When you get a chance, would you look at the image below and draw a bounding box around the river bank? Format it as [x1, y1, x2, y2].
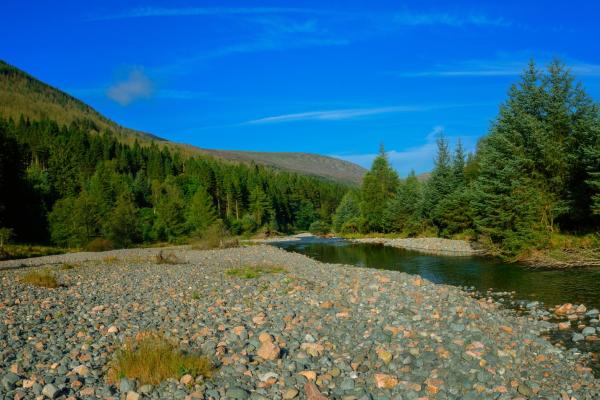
[1, 245, 598, 399]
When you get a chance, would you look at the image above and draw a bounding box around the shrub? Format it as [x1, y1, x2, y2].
[191, 223, 238, 250]
[85, 238, 114, 252]
[226, 265, 286, 279]
[309, 220, 330, 236]
[154, 251, 181, 265]
[21, 270, 59, 288]
[108, 333, 212, 385]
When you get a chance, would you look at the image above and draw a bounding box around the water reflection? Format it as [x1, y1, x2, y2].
[275, 240, 600, 309]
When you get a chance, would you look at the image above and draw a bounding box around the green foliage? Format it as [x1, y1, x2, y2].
[360, 146, 399, 232]
[309, 220, 330, 236]
[295, 199, 317, 231]
[332, 191, 360, 232]
[0, 227, 14, 249]
[105, 193, 140, 248]
[248, 186, 274, 228]
[383, 171, 423, 235]
[186, 186, 217, 235]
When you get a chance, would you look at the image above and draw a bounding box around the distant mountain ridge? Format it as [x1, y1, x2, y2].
[0, 60, 366, 184]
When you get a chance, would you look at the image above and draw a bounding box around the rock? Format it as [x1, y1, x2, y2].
[259, 372, 279, 382]
[576, 304, 587, 314]
[572, 333, 585, 342]
[120, 378, 135, 393]
[283, 388, 299, 399]
[304, 381, 328, 400]
[226, 387, 249, 400]
[374, 374, 398, 389]
[558, 321, 570, 330]
[585, 309, 599, 318]
[376, 347, 393, 363]
[518, 383, 533, 397]
[582, 327, 596, 336]
[257, 340, 280, 360]
[180, 374, 194, 385]
[72, 365, 90, 376]
[107, 325, 119, 334]
[126, 391, 140, 400]
[340, 378, 355, 390]
[139, 384, 153, 394]
[298, 371, 317, 381]
[42, 384, 59, 399]
[555, 303, 573, 316]
[301, 342, 325, 357]
[1, 373, 20, 390]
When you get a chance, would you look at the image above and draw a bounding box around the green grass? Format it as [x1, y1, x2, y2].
[108, 333, 212, 385]
[21, 269, 59, 288]
[226, 265, 287, 279]
[0, 244, 68, 261]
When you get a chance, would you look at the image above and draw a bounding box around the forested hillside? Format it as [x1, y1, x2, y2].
[334, 60, 600, 259]
[0, 60, 366, 184]
[0, 117, 348, 248]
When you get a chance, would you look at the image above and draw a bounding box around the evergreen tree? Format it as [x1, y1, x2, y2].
[383, 171, 423, 235]
[186, 186, 217, 234]
[332, 191, 361, 232]
[105, 193, 140, 247]
[248, 186, 274, 227]
[295, 199, 317, 231]
[360, 145, 399, 232]
[422, 134, 453, 221]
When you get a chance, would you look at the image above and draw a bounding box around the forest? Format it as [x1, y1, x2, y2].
[0, 116, 347, 250]
[0, 60, 598, 260]
[333, 61, 600, 257]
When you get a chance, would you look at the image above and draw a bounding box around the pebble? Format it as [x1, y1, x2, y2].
[0, 245, 598, 399]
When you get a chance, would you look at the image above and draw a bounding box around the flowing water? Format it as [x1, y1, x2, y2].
[274, 238, 600, 309]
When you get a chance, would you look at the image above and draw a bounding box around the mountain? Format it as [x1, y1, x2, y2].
[0, 60, 366, 184]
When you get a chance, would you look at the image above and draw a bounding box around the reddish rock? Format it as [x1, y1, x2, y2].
[374, 374, 398, 389]
[304, 381, 328, 400]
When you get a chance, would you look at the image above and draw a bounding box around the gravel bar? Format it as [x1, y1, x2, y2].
[1, 245, 598, 399]
[352, 238, 485, 256]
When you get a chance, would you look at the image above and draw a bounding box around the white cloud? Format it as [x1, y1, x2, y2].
[106, 69, 153, 105]
[395, 58, 600, 78]
[332, 126, 477, 176]
[394, 11, 510, 28]
[95, 7, 323, 20]
[244, 106, 423, 124]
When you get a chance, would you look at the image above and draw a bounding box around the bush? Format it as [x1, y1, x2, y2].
[309, 220, 330, 236]
[191, 222, 238, 250]
[85, 238, 114, 252]
[340, 218, 361, 234]
[21, 270, 58, 288]
[108, 333, 212, 385]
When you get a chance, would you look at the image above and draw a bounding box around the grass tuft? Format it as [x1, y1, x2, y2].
[190, 223, 239, 250]
[226, 265, 286, 279]
[154, 251, 181, 265]
[21, 269, 59, 288]
[108, 333, 212, 385]
[60, 263, 78, 270]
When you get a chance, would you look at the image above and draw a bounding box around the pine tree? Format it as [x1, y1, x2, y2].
[295, 199, 317, 231]
[422, 134, 453, 222]
[360, 145, 399, 232]
[186, 186, 217, 234]
[248, 185, 274, 227]
[383, 171, 423, 234]
[332, 191, 360, 232]
[105, 192, 140, 247]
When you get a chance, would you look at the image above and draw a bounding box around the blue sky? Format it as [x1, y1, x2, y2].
[2, 1, 600, 175]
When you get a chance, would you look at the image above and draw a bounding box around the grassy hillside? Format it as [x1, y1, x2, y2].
[0, 60, 365, 184]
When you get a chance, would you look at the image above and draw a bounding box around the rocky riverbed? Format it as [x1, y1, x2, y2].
[350, 238, 484, 257]
[1, 245, 598, 399]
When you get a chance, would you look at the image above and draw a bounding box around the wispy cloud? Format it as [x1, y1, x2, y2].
[106, 68, 153, 105]
[244, 106, 424, 124]
[333, 126, 478, 175]
[94, 7, 324, 20]
[394, 11, 510, 28]
[395, 58, 600, 78]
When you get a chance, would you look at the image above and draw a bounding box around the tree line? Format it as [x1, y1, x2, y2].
[333, 60, 600, 256]
[0, 116, 347, 248]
